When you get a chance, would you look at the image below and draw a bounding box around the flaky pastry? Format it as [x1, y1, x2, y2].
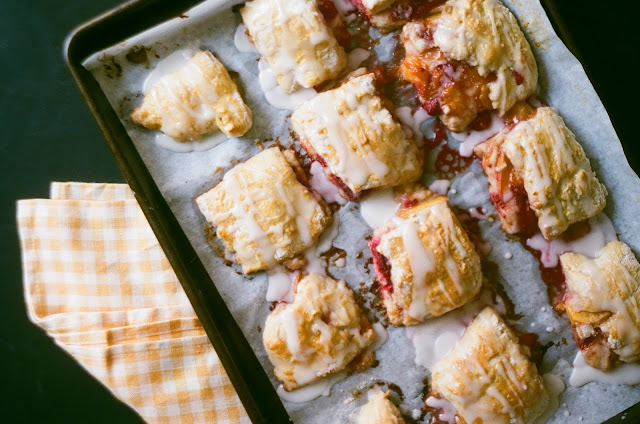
[475, 106, 607, 239]
[131, 50, 252, 141]
[292, 72, 423, 199]
[353, 390, 405, 424]
[431, 307, 550, 424]
[195, 148, 331, 274]
[370, 195, 482, 326]
[401, 0, 537, 131]
[560, 241, 640, 370]
[263, 274, 376, 390]
[240, 0, 346, 93]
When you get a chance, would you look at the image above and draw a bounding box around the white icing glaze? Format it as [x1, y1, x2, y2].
[258, 58, 318, 110]
[307, 76, 391, 187]
[426, 396, 457, 424]
[347, 48, 371, 70]
[451, 113, 506, 157]
[526, 213, 617, 268]
[154, 132, 227, 153]
[266, 266, 296, 302]
[468, 207, 487, 220]
[359, 188, 400, 229]
[535, 373, 565, 424]
[304, 211, 341, 276]
[277, 370, 348, 403]
[400, 219, 438, 318]
[264, 212, 340, 301]
[142, 49, 233, 152]
[142, 49, 195, 94]
[395, 106, 432, 143]
[569, 352, 640, 387]
[333, 0, 357, 19]
[406, 290, 502, 371]
[428, 179, 451, 195]
[210, 155, 323, 268]
[368, 322, 389, 353]
[430, 0, 536, 113]
[233, 24, 258, 53]
[242, 0, 342, 91]
[309, 161, 347, 205]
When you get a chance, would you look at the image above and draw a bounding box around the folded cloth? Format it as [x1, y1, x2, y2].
[17, 182, 249, 424]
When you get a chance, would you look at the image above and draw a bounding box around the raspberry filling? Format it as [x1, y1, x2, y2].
[313, 155, 359, 201]
[571, 323, 617, 370]
[351, 0, 446, 24]
[369, 236, 394, 295]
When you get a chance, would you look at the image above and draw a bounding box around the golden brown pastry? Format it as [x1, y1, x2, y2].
[352, 0, 446, 32]
[370, 195, 482, 326]
[263, 274, 376, 391]
[560, 240, 640, 371]
[195, 148, 331, 274]
[400, 0, 537, 132]
[430, 306, 550, 424]
[131, 50, 252, 141]
[474, 106, 607, 240]
[353, 391, 405, 424]
[292, 71, 423, 200]
[240, 0, 347, 93]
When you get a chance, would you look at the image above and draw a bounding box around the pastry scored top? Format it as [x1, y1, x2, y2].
[401, 0, 537, 131]
[292, 72, 423, 198]
[560, 240, 640, 370]
[477, 106, 607, 240]
[131, 50, 252, 141]
[431, 306, 550, 424]
[241, 0, 347, 93]
[195, 148, 331, 274]
[263, 274, 376, 391]
[371, 195, 482, 325]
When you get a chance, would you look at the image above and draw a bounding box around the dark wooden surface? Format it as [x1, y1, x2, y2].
[0, 0, 637, 422]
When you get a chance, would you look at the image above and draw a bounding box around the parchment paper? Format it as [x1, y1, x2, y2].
[83, 0, 640, 422]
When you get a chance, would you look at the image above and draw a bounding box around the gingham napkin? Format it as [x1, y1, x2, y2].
[17, 182, 249, 424]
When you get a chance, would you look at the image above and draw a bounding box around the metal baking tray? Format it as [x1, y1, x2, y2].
[64, 0, 639, 422]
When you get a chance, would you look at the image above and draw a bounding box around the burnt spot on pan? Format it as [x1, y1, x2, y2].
[125, 46, 152, 66]
[99, 54, 123, 79]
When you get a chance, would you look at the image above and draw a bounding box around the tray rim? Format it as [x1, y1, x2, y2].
[63, 0, 639, 423]
[64, 1, 291, 423]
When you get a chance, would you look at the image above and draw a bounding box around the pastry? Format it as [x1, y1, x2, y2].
[353, 390, 405, 424]
[474, 106, 607, 239]
[560, 240, 640, 371]
[131, 50, 252, 141]
[195, 147, 331, 274]
[352, 0, 445, 32]
[240, 0, 347, 93]
[370, 194, 482, 325]
[430, 306, 550, 424]
[263, 274, 376, 390]
[400, 0, 537, 131]
[292, 71, 423, 200]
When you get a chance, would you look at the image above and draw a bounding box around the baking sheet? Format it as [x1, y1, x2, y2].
[83, 0, 640, 422]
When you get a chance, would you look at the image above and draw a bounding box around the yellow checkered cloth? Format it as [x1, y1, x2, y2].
[17, 182, 250, 424]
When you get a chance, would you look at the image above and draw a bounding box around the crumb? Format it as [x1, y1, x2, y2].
[546, 326, 554, 333]
[504, 252, 513, 259]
